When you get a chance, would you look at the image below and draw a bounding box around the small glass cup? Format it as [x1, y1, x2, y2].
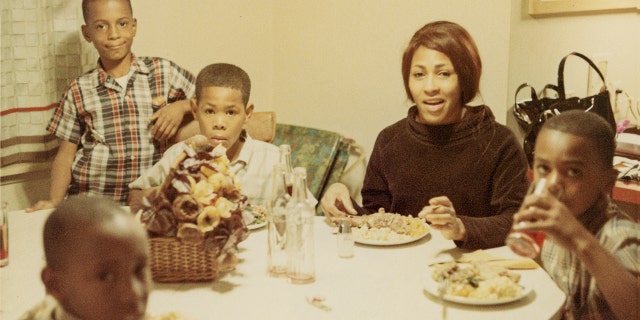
[506, 178, 557, 258]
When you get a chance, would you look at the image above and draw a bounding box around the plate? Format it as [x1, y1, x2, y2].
[247, 221, 266, 230]
[422, 266, 532, 305]
[353, 230, 429, 246]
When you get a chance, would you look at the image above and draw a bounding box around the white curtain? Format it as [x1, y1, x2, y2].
[0, 0, 96, 178]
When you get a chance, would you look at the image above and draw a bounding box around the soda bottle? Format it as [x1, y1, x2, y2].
[285, 167, 315, 284]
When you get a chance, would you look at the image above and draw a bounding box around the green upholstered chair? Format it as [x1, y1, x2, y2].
[271, 124, 350, 214]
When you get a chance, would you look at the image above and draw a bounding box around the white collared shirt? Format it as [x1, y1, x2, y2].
[129, 136, 281, 205]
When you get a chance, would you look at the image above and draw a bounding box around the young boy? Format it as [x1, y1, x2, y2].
[512, 110, 639, 320]
[27, 0, 195, 212]
[21, 196, 150, 320]
[128, 63, 280, 208]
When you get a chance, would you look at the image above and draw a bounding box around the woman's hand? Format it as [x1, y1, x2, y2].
[418, 196, 466, 241]
[320, 183, 357, 219]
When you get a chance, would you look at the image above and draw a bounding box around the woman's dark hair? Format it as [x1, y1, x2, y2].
[401, 21, 482, 105]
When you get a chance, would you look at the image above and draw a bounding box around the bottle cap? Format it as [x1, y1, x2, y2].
[338, 220, 352, 234]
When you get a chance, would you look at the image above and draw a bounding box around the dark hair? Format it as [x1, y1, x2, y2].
[401, 21, 482, 105]
[540, 110, 615, 169]
[82, 0, 133, 23]
[195, 63, 251, 106]
[43, 195, 130, 269]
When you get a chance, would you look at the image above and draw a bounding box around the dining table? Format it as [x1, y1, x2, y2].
[1, 208, 566, 320]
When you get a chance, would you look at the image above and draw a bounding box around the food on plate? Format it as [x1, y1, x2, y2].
[431, 262, 523, 300]
[138, 136, 249, 253]
[335, 209, 429, 242]
[242, 204, 267, 227]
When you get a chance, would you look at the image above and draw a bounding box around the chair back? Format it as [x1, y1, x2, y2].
[271, 124, 349, 212]
[174, 116, 351, 215]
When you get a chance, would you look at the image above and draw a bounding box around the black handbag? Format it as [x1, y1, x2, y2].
[513, 83, 559, 134]
[521, 52, 616, 166]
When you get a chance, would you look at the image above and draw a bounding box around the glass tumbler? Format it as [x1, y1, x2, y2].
[1, 202, 9, 267]
[506, 178, 550, 258]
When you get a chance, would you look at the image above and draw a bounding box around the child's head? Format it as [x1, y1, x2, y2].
[533, 110, 618, 217]
[191, 63, 254, 161]
[41, 196, 150, 320]
[81, 0, 137, 70]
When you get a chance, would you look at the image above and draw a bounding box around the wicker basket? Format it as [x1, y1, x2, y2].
[149, 237, 221, 282]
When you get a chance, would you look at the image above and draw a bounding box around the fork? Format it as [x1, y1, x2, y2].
[439, 278, 449, 320]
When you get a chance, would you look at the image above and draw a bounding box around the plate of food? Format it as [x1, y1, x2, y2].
[242, 205, 267, 230]
[423, 262, 532, 305]
[337, 210, 429, 246]
[247, 220, 267, 230]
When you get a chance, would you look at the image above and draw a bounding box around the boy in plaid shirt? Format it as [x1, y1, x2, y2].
[513, 110, 639, 320]
[28, 0, 195, 211]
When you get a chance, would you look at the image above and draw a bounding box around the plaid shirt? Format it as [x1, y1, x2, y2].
[540, 198, 640, 320]
[48, 54, 195, 204]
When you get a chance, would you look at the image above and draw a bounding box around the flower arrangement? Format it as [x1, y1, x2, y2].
[138, 135, 249, 281]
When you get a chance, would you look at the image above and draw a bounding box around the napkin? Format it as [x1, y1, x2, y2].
[458, 250, 540, 269]
[430, 250, 540, 270]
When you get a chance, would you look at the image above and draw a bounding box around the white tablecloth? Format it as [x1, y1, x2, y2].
[1, 209, 565, 320]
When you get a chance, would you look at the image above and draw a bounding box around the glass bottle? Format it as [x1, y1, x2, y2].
[278, 144, 294, 195]
[266, 164, 290, 277]
[285, 167, 315, 284]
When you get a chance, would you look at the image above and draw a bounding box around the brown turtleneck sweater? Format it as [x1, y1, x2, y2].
[355, 105, 529, 249]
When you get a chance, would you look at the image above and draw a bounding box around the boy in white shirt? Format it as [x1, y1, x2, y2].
[128, 63, 280, 209]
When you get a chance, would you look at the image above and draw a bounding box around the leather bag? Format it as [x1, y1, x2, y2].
[519, 52, 616, 165]
[513, 83, 559, 134]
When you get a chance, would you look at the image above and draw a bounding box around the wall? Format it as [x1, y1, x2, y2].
[130, 0, 512, 158]
[268, 0, 511, 155]
[131, 0, 276, 114]
[2, 0, 639, 210]
[507, 0, 640, 137]
[1, 0, 96, 210]
[1, 0, 511, 210]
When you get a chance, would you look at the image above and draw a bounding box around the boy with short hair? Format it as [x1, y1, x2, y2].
[128, 63, 280, 207]
[21, 196, 151, 320]
[512, 110, 639, 320]
[27, 0, 195, 212]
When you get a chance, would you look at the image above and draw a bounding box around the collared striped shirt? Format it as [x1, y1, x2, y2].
[540, 200, 640, 320]
[48, 54, 195, 204]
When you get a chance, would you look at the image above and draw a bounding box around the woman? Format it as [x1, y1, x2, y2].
[321, 21, 529, 249]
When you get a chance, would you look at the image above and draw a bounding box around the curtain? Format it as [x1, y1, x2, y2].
[0, 0, 96, 180]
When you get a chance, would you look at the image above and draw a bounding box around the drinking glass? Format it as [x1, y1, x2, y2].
[506, 178, 554, 258]
[1, 202, 8, 267]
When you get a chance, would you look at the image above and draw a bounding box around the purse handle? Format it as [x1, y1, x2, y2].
[514, 83, 539, 103]
[557, 52, 606, 100]
[540, 84, 559, 98]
